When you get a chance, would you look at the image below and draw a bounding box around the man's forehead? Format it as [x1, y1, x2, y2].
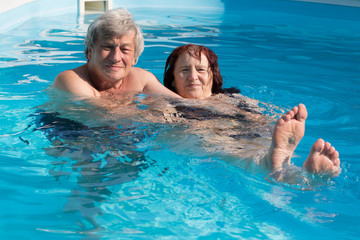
[98, 34, 135, 44]
[97, 30, 136, 43]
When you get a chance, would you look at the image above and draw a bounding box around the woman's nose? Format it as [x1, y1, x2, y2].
[187, 68, 198, 81]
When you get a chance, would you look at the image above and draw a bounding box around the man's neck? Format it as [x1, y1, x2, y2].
[86, 63, 124, 93]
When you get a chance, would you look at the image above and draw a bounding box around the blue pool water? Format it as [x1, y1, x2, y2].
[0, 0, 360, 239]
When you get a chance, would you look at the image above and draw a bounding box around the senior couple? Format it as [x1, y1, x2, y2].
[53, 8, 340, 179]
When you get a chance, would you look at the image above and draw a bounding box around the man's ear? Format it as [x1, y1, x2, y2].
[132, 57, 137, 66]
[88, 48, 93, 60]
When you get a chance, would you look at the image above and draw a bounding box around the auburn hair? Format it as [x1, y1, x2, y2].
[164, 44, 223, 94]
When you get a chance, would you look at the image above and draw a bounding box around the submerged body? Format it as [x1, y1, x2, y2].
[163, 44, 341, 178]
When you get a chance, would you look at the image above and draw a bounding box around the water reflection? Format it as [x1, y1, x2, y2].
[30, 103, 157, 230]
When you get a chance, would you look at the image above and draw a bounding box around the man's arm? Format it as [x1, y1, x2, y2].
[135, 68, 181, 98]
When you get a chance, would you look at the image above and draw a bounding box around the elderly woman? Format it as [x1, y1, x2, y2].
[163, 44, 340, 179]
[164, 44, 225, 99]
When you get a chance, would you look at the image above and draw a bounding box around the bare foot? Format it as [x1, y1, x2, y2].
[303, 138, 341, 176]
[266, 104, 307, 173]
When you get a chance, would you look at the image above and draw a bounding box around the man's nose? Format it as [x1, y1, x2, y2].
[111, 48, 122, 62]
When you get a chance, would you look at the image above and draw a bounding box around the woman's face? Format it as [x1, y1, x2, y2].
[173, 52, 213, 99]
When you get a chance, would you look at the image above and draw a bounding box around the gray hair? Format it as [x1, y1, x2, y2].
[84, 8, 144, 64]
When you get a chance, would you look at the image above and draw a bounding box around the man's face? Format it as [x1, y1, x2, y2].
[88, 31, 136, 85]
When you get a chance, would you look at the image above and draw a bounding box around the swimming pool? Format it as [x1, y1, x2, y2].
[0, 0, 359, 239]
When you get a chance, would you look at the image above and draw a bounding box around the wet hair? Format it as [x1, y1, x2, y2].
[164, 44, 223, 94]
[84, 8, 144, 64]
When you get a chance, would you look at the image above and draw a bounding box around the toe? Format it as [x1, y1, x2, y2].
[283, 114, 291, 122]
[331, 150, 340, 166]
[334, 157, 340, 167]
[312, 138, 325, 152]
[276, 118, 285, 127]
[296, 103, 308, 122]
[329, 146, 336, 156]
[324, 142, 331, 152]
[291, 106, 297, 116]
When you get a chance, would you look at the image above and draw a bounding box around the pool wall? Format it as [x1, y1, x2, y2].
[2, 0, 360, 34]
[0, 0, 75, 33]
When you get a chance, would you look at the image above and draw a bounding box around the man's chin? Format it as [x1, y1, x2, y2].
[105, 73, 125, 82]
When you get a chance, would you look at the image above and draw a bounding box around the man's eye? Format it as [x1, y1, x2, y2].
[102, 46, 112, 50]
[121, 48, 131, 53]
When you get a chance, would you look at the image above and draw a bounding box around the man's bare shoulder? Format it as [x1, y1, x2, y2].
[53, 65, 99, 97]
[54, 69, 79, 83]
[129, 67, 157, 81]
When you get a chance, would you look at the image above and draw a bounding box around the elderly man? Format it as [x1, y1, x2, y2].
[54, 8, 179, 98]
